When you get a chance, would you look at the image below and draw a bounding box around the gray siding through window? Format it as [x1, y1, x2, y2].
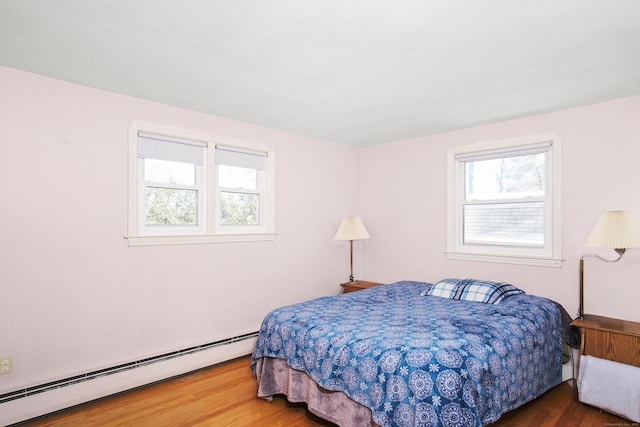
[464, 203, 544, 245]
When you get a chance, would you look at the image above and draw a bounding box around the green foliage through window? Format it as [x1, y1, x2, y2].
[220, 192, 258, 225]
[145, 187, 197, 225]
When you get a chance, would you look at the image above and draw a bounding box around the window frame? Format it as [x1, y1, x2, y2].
[127, 121, 275, 246]
[137, 133, 207, 236]
[214, 139, 269, 235]
[446, 133, 562, 267]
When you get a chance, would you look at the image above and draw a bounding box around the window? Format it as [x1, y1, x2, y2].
[446, 134, 562, 267]
[215, 145, 267, 233]
[128, 121, 275, 246]
[137, 132, 206, 236]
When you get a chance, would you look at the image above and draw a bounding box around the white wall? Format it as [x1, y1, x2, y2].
[3, 64, 640, 423]
[0, 66, 362, 422]
[360, 95, 640, 323]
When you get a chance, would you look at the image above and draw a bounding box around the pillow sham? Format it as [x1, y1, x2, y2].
[420, 277, 461, 298]
[424, 278, 524, 304]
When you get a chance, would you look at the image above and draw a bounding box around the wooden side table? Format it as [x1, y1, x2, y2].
[339, 280, 383, 293]
[571, 314, 640, 368]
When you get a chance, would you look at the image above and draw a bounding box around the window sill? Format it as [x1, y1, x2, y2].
[125, 233, 276, 247]
[445, 251, 564, 268]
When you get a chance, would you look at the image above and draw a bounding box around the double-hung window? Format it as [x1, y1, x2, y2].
[127, 121, 275, 246]
[215, 144, 267, 233]
[137, 132, 206, 236]
[446, 134, 562, 267]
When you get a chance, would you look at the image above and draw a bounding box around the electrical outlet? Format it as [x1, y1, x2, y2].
[0, 356, 13, 375]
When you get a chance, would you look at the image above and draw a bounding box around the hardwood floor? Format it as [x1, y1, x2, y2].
[15, 356, 631, 427]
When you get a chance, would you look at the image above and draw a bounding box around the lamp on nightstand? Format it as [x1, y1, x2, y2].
[334, 216, 370, 282]
[578, 210, 640, 318]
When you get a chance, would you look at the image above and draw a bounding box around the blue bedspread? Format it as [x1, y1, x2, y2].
[251, 281, 563, 427]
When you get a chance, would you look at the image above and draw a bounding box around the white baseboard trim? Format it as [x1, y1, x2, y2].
[1, 337, 256, 426]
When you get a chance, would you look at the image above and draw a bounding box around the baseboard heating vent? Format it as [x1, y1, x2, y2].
[0, 331, 258, 405]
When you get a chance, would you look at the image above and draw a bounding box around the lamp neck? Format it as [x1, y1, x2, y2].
[349, 240, 354, 282]
[581, 249, 625, 263]
[579, 248, 627, 318]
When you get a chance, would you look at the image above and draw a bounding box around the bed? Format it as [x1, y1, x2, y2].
[251, 279, 571, 427]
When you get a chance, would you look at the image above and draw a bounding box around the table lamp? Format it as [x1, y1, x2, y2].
[334, 216, 370, 282]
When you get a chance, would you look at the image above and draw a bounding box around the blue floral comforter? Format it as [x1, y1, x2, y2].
[251, 281, 563, 426]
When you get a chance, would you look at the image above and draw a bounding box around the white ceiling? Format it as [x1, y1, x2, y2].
[1, 1, 640, 147]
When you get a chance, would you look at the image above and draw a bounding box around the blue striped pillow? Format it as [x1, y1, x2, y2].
[425, 278, 524, 304]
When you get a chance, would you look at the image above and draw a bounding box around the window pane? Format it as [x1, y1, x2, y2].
[218, 165, 257, 190]
[144, 159, 196, 185]
[145, 187, 197, 225]
[465, 153, 545, 200]
[220, 192, 259, 225]
[463, 202, 544, 246]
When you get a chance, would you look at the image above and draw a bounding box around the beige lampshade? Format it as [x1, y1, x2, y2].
[334, 216, 370, 240]
[585, 210, 640, 249]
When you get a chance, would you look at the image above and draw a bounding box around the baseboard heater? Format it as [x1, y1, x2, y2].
[0, 331, 258, 405]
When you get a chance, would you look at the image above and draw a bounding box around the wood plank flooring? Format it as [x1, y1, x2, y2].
[15, 356, 632, 427]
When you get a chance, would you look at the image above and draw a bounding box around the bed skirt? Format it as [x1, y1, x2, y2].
[254, 356, 377, 427]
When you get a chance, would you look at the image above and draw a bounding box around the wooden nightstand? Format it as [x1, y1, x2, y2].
[339, 280, 383, 293]
[571, 314, 640, 368]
